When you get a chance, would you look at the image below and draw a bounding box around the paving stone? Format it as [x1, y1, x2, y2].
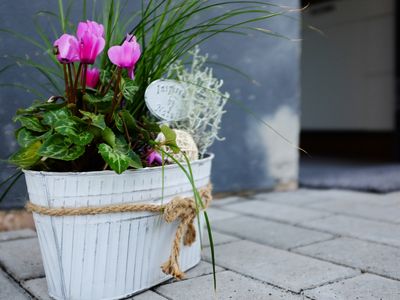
[306, 189, 400, 207]
[385, 192, 400, 206]
[0, 270, 29, 300]
[212, 196, 244, 207]
[301, 215, 400, 247]
[253, 189, 328, 206]
[212, 215, 334, 250]
[294, 237, 400, 280]
[0, 229, 36, 242]
[156, 270, 302, 300]
[225, 200, 332, 224]
[130, 290, 168, 300]
[0, 237, 44, 280]
[204, 207, 239, 221]
[23, 277, 168, 300]
[22, 277, 51, 300]
[176, 261, 224, 281]
[202, 231, 240, 247]
[202, 240, 359, 293]
[307, 198, 400, 223]
[304, 274, 400, 300]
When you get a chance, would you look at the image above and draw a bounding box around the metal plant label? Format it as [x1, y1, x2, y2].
[145, 79, 190, 121]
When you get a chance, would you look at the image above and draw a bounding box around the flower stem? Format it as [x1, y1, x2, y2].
[62, 64, 70, 103]
[119, 111, 132, 146]
[82, 64, 87, 95]
[107, 68, 122, 123]
[67, 64, 74, 104]
[73, 63, 83, 101]
[101, 66, 118, 96]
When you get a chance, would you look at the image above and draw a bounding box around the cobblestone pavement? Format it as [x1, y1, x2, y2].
[1, 189, 400, 299]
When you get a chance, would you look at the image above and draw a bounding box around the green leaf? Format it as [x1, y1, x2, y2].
[42, 107, 71, 126]
[114, 112, 125, 133]
[114, 135, 130, 152]
[38, 134, 85, 161]
[127, 150, 143, 169]
[98, 143, 130, 174]
[160, 124, 179, 153]
[142, 117, 161, 133]
[113, 136, 142, 169]
[102, 127, 116, 148]
[83, 92, 113, 104]
[160, 125, 176, 143]
[119, 109, 137, 135]
[15, 116, 47, 132]
[100, 69, 112, 83]
[9, 141, 42, 168]
[54, 118, 94, 146]
[16, 101, 66, 115]
[16, 128, 51, 148]
[120, 78, 139, 101]
[80, 110, 106, 130]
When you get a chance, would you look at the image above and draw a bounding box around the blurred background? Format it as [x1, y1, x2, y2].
[0, 0, 399, 230]
[300, 0, 400, 193]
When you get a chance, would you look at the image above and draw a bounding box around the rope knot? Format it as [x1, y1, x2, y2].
[163, 197, 197, 244]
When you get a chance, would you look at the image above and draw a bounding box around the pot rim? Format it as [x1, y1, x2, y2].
[23, 153, 214, 177]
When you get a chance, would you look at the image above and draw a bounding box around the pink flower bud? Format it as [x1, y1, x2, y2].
[86, 67, 100, 88]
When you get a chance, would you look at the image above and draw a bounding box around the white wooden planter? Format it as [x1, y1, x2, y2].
[24, 154, 213, 300]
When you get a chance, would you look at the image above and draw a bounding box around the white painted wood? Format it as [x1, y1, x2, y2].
[24, 155, 213, 300]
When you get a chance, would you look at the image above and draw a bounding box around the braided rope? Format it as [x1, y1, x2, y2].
[26, 184, 212, 280]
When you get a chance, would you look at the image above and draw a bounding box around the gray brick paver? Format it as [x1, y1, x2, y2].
[202, 231, 240, 247]
[304, 274, 400, 300]
[202, 240, 359, 293]
[294, 237, 400, 280]
[0, 229, 36, 242]
[253, 189, 329, 205]
[0, 270, 29, 300]
[22, 277, 51, 300]
[0, 237, 44, 280]
[303, 189, 400, 207]
[306, 198, 400, 223]
[130, 290, 168, 300]
[204, 207, 239, 221]
[174, 261, 224, 281]
[156, 271, 302, 300]
[225, 200, 332, 224]
[212, 196, 244, 207]
[301, 215, 400, 247]
[212, 215, 333, 250]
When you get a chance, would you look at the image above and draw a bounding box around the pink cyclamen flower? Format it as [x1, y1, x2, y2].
[86, 67, 100, 88]
[77, 20, 104, 39]
[146, 150, 162, 166]
[107, 35, 141, 79]
[76, 20, 105, 64]
[53, 34, 79, 63]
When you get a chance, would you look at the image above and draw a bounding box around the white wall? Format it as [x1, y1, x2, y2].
[301, 0, 395, 131]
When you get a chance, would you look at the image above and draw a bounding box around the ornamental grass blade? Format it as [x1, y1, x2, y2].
[0, 170, 23, 205]
[203, 211, 216, 291]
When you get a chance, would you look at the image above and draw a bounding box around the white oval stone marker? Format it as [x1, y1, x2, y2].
[145, 79, 190, 121]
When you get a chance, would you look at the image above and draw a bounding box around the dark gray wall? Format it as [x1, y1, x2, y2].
[0, 0, 300, 208]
